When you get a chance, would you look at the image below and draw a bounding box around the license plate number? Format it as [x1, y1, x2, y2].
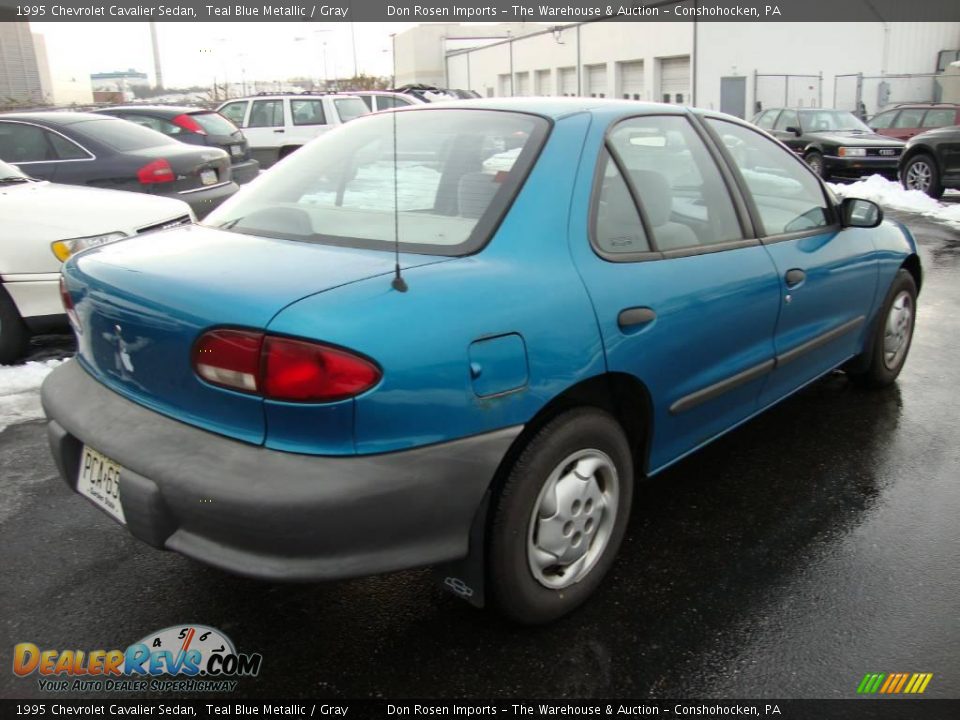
[201, 169, 218, 185]
[77, 446, 126, 524]
[230, 145, 243, 158]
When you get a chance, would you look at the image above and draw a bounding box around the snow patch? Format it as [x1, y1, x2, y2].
[828, 175, 960, 228]
[0, 359, 64, 433]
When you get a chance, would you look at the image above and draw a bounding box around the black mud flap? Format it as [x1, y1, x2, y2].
[433, 490, 490, 608]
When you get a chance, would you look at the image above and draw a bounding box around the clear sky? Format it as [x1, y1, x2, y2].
[34, 21, 420, 86]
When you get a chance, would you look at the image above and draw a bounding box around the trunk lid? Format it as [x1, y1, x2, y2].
[64, 224, 444, 445]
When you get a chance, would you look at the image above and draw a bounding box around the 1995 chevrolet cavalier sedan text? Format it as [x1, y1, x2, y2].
[42, 99, 920, 623]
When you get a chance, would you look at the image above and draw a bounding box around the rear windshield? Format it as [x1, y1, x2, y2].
[203, 109, 549, 256]
[72, 118, 176, 151]
[334, 98, 370, 123]
[192, 112, 240, 135]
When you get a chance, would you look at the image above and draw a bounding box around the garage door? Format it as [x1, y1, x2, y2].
[558, 67, 576, 96]
[535, 69, 551, 96]
[498, 73, 511, 97]
[620, 60, 644, 100]
[585, 64, 607, 98]
[660, 56, 690, 104]
[515, 72, 530, 96]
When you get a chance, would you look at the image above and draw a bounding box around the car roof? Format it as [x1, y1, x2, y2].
[96, 105, 214, 116]
[220, 93, 362, 101]
[402, 97, 695, 120]
[0, 111, 115, 125]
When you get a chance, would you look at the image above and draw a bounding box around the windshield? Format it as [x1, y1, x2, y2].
[0, 159, 26, 178]
[334, 98, 370, 123]
[203, 108, 549, 256]
[798, 110, 871, 132]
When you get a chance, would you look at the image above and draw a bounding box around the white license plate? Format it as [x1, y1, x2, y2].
[77, 446, 126, 524]
[201, 169, 218, 185]
[230, 145, 243, 158]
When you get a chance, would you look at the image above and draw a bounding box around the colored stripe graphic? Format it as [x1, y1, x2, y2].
[858, 672, 933, 694]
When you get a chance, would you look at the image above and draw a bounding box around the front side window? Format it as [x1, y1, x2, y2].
[248, 100, 284, 128]
[922, 109, 955, 128]
[755, 110, 779, 130]
[605, 115, 743, 250]
[869, 110, 897, 129]
[334, 98, 370, 123]
[0, 122, 54, 162]
[798, 110, 870, 132]
[775, 110, 799, 131]
[291, 99, 326, 126]
[219, 102, 248, 127]
[203, 109, 549, 256]
[707, 119, 831, 236]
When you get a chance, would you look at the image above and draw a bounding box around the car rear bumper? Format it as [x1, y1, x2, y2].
[824, 155, 900, 178]
[175, 181, 239, 218]
[230, 158, 260, 184]
[41, 360, 520, 582]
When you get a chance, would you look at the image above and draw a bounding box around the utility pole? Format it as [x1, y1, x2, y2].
[149, 22, 164, 89]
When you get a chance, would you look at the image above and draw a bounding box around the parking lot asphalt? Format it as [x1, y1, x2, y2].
[1, 212, 958, 700]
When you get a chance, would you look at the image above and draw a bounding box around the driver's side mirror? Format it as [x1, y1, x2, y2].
[841, 197, 883, 228]
[785, 126, 802, 137]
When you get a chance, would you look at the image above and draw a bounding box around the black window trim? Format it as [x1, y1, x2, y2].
[588, 111, 760, 264]
[699, 115, 843, 245]
[0, 119, 96, 164]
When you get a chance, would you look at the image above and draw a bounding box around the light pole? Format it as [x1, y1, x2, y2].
[294, 29, 332, 90]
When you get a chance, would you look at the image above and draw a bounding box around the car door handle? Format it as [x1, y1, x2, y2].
[785, 269, 806, 288]
[618, 307, 657, 329]
[273, 129, 285, 133]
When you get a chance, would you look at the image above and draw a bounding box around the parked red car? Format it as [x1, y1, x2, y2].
[868, 103, 960, 141]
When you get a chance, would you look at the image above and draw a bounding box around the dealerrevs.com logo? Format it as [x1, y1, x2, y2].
[13, 625, 262, 693]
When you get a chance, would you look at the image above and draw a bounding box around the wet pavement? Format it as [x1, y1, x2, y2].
[1, 213, 958, 700]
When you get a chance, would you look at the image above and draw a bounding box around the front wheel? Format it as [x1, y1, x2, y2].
[488, 408, 634, 624]
[849, 269, 917, 388]
[0, 288, 29, 365]
[901, 154, 944, 199]
[805, 151, 827, 179]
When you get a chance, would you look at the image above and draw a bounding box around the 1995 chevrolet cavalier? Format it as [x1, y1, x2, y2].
[42, 99, 920, 623]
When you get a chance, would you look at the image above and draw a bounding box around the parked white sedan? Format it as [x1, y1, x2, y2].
[0, 159, 194, 363]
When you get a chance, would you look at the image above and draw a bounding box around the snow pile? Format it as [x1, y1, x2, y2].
[0, 359, 64, 433]
[829, 175, 960, 228]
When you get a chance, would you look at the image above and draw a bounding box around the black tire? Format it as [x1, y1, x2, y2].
[278, 145, 301, 160]
[848, 269, 918, 389]
[0, 287, 29, 365]
[488, 407, 634, 624]
[804, 151, 827, 179]
[900, 154, 944, 199]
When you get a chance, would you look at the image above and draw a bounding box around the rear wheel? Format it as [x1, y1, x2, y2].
[901, 154, 943, 199]
[488, 408, 634, 624]
[804, 151, 827, 179]
[849, 269, 917, 388]
[0, 287, 29, 365]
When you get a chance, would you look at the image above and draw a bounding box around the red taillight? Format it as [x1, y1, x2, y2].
[172, 113, 206, 135]
[193, 329, 263, 393]
[59, 276, 80, 331]
[136, 159, 176, 185]
[192, 330, 381, 402]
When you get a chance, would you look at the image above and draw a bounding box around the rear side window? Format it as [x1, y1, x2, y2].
[248, 100, 284, 128]
[869, 110, 897, 129]
[72, 118, 174, 151]
[48, 132, 91, 159]
[377, 96, 409, 110]
[605, 115, 743, 250]
[192, 112, 240, 135]
[707, 119, 831, 236]
[290, 99, 326, 126]
[593, 150, 651, 254]
[219, 102, 248, 127]
[894, 109, 925, 128]
[922, 109, 956, 128]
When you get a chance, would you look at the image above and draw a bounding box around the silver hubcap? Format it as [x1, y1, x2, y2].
[905, 161, 932, 192]
[883, 291, 913, 370]
[527, 449, 619, 590]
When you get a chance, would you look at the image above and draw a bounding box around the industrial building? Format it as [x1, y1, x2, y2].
[0, 23, 43, 105]
[429, 21, 960, 116]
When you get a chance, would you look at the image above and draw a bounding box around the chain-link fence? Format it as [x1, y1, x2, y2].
[753, 73, 822, 114]
[833, 72, 960, 116]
